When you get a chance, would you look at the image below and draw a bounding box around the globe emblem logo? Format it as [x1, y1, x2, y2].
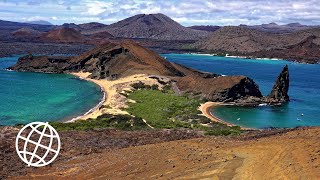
[15, 122, 61, 167]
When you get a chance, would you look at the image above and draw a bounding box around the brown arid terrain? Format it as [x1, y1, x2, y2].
[195, 26, 320, 63]
[2, 127, 318, 179]
[41, 28, 86, 43]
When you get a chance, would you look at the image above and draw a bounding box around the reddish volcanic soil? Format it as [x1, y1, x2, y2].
[2, 127, 319, 179]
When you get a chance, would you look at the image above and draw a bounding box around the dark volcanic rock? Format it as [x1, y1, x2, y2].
[175, 75, 263, 102]
[9, 54, 71, 73]
[268, 65, 290, 102]
[232, 65, 290, 105]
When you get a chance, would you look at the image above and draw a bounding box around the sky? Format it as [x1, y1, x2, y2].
[0, 0, 320, 26]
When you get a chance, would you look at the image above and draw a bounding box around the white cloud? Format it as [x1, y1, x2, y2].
[1, 0, 320, 25]
[84, 1, 113, 16]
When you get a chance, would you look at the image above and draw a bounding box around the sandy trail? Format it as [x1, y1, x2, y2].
[70, 72, 161, 121]
[18, 127, 320, 179]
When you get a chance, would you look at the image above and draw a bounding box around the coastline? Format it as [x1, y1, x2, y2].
[66, 72, 108, 122]
[68, 72, 253, 131]
[199, 102, 254, 130]
[187, 52, 283, 61]
[67, 72, 162, 122]
[67, 84, 106, 123]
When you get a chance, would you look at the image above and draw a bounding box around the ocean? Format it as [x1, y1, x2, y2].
[0, 56, 102, 126]
[163, 54, 320, 129]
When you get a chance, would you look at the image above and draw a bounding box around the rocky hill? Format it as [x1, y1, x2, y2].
[11, 27, 42, 41]
[175, 75, 263, 102]
[94, 13, 208, 40]
[0, 19, 52, 41]
[188, 25, 221, 32]
[57, 22, 108, 34]
[195, 26, 320, 63]
[243, 22, 314, 34]
[41, 28, 86, 43]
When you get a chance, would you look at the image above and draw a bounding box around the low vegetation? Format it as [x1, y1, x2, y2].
[126, 82, 242, 135]
[50, 114, 148, 131]
[50, 82, 242, 136]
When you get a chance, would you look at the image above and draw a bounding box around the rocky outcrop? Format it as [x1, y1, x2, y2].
[175, 75, 263, 102]
[9, 54, 70, 73]
[231, 65, 290, 105]
[174, 65, 290, 105]
[268, 65, 290, 102]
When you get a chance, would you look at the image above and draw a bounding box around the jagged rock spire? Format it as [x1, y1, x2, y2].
[268, 65, 290, 102]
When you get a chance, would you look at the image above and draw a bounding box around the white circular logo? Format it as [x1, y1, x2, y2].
[15, 122, 61, 167]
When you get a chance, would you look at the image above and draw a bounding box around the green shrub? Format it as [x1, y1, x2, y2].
[50, 114, 149, 131]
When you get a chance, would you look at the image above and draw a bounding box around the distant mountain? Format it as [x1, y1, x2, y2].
[188, 25, 221, 32]
[24, 20, 53, 25]
[94, 13, 208, 40]
[41, 28, 86, 43]
[11, 27, 42, 41]
[0, 19, 52, 31]
[242, 22, 314, 34]
[12, 27, 41, 36]
[195, 26, 320, 63]
[0, 19, 53, 41]
[57, 22, 108, 34]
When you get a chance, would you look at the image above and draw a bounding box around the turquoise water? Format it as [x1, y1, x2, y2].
[0, 56, 103, 126]
[163, 54, 320, 129]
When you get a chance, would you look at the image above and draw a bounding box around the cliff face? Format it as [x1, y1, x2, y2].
[175, 75, 263, 102]
[268, 65, 290, 102]
[9, 54, 70, 73]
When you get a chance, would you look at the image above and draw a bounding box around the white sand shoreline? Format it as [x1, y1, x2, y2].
[199, 102, 255, 130]
[186, 52, 283, 61]
[65, 72, 162, 122]
[66, 85, 106, 123]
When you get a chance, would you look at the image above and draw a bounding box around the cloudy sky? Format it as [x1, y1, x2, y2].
[0, 0, 320, 26]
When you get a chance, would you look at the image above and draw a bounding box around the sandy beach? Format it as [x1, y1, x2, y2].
[69, 72, 162, 121]
[199, 102, 254, 130]
[199, 102, 235, 126]
[70, 72, 251, 130]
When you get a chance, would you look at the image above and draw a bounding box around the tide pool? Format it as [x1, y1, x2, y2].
[0, 56, 102, 126]
[163, 54, 320, 128]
